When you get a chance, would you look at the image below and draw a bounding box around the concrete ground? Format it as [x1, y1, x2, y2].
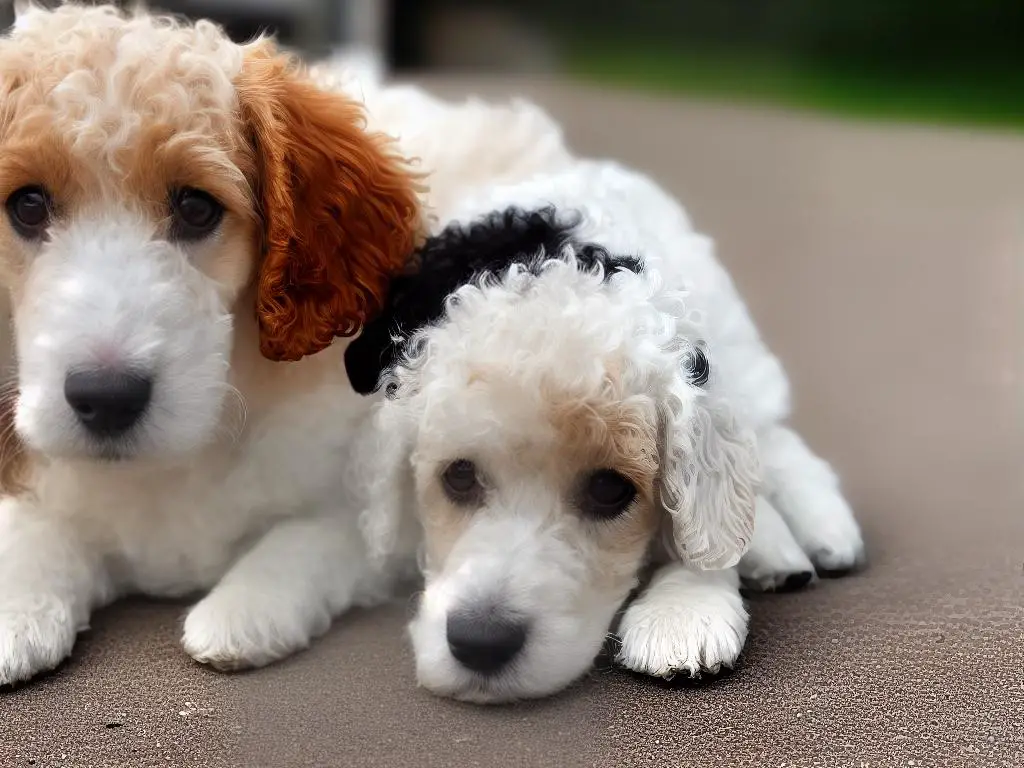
[1, 80, 1021, 768]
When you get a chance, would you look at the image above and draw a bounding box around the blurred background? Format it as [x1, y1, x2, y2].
[4, 0, 1021, 131]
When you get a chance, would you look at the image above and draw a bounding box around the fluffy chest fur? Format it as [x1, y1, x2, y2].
[26, 353, 373, 597]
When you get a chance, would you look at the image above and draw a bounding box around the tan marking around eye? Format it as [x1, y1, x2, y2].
[411, 364, 665, 591]
[414, 462, 475, 572]
[543, 387, 663, 583]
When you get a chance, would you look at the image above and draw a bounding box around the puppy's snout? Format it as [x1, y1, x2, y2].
[64, 369, 153, 438]
[446, 606, 528, 675]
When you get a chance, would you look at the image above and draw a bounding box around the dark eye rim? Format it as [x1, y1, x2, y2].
[580, 468, 638, 520]
[169, 186, 225, 241]
[5, 185, 54, 239]
[440, 458, 484, 506]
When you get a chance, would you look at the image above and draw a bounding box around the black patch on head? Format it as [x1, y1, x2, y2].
[344, 206, 643, 395]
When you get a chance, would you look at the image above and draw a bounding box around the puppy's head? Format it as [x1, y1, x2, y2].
[366, 234, 758, 703]
[0, 4, 420, 479]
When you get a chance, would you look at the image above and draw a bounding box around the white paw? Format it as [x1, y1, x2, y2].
[739, 497, 818, 592]
[615, 588, 748, 680]
[797, 512, 866, 575]
[760, 426, 867, 577]
[739, 564, 816, 593]
[182, 587, 331, 672]
[0, 595, 79, 686]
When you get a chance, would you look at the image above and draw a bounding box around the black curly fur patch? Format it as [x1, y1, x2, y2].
[344, 206, 643, 395]
[684, 345, 710, 388]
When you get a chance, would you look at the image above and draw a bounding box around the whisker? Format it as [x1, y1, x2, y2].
[0, 381, 25, 471]
[211, 384, 249, 446]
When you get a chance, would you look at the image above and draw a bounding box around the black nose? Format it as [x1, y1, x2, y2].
[64, 369, 152, 438]
[446, 607, 528, 675]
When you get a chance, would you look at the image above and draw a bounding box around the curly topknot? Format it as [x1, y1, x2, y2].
[343, 205, 643, 395]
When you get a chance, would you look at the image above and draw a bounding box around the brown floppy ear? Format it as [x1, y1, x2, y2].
[235, 47, 423, 362]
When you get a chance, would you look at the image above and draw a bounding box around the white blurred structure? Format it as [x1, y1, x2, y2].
[0, 0, 392, 61]
[177, 0, 386, 55]
[0, 0, 557, 75]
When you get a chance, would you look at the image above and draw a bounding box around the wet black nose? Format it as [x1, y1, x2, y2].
[64, 369, 152, 438]
[446, 608, 528, 675]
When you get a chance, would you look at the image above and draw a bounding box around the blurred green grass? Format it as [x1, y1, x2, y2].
[563, 41, 1024, 131]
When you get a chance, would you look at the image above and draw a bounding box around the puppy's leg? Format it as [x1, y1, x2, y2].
[182, 515, 380, 671]
[759, 425, 865, 575]
[0, 498, 107, 685]
[737, 495, 816, 592]
[615, 564, 747, 679]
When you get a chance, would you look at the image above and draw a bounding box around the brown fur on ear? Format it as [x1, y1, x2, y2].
[236, 49, 423, 362]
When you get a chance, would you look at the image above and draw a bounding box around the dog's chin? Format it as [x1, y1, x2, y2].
[418, 668, 539, 705]
[420, 664, 588, 705]
[32, 438, 145, 464]
[24, 424, 216, 465]
[446, 680, 527, 705]
[89, 442, 136, 463]
[414, 644, 595, 705]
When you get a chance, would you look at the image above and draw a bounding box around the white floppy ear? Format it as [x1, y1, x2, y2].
[657, 375, 760, 570]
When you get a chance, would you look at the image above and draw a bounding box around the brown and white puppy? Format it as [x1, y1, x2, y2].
[0, 2, 569, 686]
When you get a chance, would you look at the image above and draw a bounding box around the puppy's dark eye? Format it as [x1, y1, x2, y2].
[441, 459, 484, 505]
[170, 187, 224, 241]
[581, 469, 636, 520]
[5, 185, 53, 239]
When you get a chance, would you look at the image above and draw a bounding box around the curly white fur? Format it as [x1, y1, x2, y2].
[0, 3, 572, 686]
[366, 160, 866, 702]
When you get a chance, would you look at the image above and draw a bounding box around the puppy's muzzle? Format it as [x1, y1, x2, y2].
[64, 368, 153, 438]
[446, 605, 529, 675]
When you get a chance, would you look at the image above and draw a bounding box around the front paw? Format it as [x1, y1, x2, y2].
[800, 513, 866, 577]
[615, 590, 748, 680]
[0, 595, 79, 686]
[740, 566, 816, 593]
[182, 587, 331, 672]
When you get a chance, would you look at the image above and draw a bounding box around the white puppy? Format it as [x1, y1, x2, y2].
[0, 3, 570, 686]
[350, 160, 866, 703]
